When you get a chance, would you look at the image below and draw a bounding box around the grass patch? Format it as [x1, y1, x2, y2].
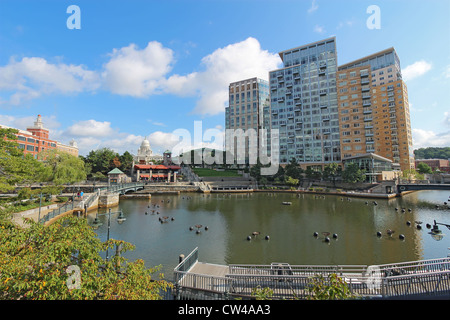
[0, 200, 53, 214]
[192, 168, 242, 177]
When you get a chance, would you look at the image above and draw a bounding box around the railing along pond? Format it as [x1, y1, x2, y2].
[173, 249, 450, 300]
[38, 183, 144, 224]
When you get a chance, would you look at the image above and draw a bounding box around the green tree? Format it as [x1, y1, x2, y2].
[0, 216, 171, 300]
[39, 149, 87, 185]
[0, 128, 44, 192]
[402, 168, 424, 180]
[416, 162, 432, 174]
[249, 162, 262, 182]
[342, 163, 366, 183]
[285, 158, 303, 180]
[305, 167, 322, 181]
[306, 273, 356, 300]
[84, 148, 119, 176]
[251, 286, 274, 300]
[119, 151, 134, 173]
[414, 147, 450, 160]
[285, 175, 299, 187]
[322, 163, 342, 187]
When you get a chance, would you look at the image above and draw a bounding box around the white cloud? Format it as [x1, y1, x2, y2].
[402, 60, 432, 81]
[101, 41, 174, 97]
[314, 25, 325, 34]
[0, 114, 60, 131]
[308, 0, 318, 14]
[75, 137, 103, 154]
[0, 38, 280, 116]
[163, 37, 281, 115]
[444, 64, 450, 78]
[443, 112, 450, 127]
[337, 20, 355, 29]
[0, 57, 100, 105]
[65, 119, 115, 138]
[412, 128, 450, 149]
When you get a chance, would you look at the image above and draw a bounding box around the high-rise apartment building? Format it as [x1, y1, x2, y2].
[225, 77, 270, 164]
[268, 37, 340, 169]
[227, 39, 414, 174]
[337, 48, 414, 171]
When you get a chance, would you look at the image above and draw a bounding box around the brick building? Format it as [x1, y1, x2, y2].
[1, 114, 78, 158]
[415, 159, 450, 173]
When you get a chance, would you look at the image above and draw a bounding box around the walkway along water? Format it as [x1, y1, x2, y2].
[173, 247, 450, 300]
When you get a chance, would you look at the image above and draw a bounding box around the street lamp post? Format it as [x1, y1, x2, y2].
[38, 183, 43, 222]
[92, 208, 126, 261]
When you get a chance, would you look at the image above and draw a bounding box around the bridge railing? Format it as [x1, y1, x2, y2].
[382, 269, 450, 298]
[39, 200, 75, 224]
[229, 263, 369, 277]
[174, 255, 450, 300]
[174, 247, 199, 274]
[98, 182, 145, 194]
[377, 257, 450, 275]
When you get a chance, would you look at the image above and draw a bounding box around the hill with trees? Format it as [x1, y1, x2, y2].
[414, 147, 450, 159]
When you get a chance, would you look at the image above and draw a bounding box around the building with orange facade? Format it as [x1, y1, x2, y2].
[0, 114, 78, 158]
[337, 48, 414, 171]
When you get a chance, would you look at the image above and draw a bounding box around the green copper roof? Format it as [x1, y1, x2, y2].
[108, 168, 124, 174]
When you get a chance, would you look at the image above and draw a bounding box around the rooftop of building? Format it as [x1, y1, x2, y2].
[278, 36, 336, 62]
[342, 152, 394, 163]
[338, 47, 397, 71]
[229, 77, 268, 87]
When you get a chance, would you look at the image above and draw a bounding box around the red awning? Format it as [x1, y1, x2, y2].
[134, 164, 169, 170]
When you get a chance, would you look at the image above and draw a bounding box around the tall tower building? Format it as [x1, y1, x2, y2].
[269, 37, 340, 169]
[225, 77, 270, 164]
[337, 48, 414, 171]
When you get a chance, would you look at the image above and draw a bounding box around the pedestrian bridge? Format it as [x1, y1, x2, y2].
[97, 182, 145, 195]
[38, 182, 145, 225]
[173, 247, 450, 300]
[397, 183, 450, 193]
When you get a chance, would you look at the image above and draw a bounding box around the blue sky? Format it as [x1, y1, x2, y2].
[0, 0, 449, 156]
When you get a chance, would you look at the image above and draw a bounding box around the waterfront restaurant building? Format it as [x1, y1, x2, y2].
[134, 164, 181, 182]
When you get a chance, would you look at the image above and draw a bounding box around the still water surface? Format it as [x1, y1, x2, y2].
[88, 190, 450, 281]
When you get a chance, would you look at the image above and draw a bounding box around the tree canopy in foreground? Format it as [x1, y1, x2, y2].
[0, 216, 171, 300]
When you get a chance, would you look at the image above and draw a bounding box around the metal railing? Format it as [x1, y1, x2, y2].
[376, 258, 450, 276]
[174, 254, 450, 300]
[229, 263, 368, 277]
[38, 182, 145, 224]
[39, 200, 75, 224]
[174, 247, 199, 274]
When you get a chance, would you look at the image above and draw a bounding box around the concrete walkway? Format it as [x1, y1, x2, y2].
[11, 196, 86, 228]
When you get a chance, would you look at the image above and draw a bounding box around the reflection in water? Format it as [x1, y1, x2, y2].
[89, 190, 450, 281]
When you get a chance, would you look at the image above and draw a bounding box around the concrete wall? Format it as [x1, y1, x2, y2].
[98, 193, 119, 208]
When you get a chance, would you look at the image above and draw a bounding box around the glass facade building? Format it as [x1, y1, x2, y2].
[225, 77, 270, 164]
[269, 37, 340, 167]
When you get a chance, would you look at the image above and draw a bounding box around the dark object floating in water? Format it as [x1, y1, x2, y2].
[387, 229, 395, 236]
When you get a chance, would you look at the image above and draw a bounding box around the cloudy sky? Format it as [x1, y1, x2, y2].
[0, 0, 449, 156]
